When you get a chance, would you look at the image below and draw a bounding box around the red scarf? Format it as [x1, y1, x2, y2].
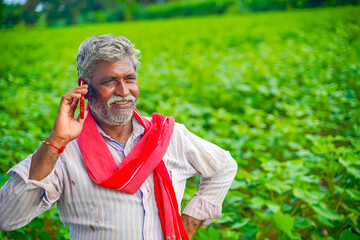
[78, 106, 189, 240]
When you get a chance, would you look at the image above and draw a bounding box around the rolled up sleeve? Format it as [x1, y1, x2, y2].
[177, 124, 238, 226]
[0, 154, 62, 231]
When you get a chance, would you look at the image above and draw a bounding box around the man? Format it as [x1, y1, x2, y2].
[0, 34, 237, 239]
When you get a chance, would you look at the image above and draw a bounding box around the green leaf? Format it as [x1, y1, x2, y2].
[312, 204, 342, 221]
[261, 160, 280, 171]
[294, 216, 317, 230]
[347, 166, 360, 179]
[273, 210, 299, 239]
[38, 231, 51, 240]
[6, 231, 26, 240]
[208, 226, 221, 240]
[225, 195, 243, 205]
[28, 217, 43, 229]
[339, 158, 360, 179]
[0, 174, 11, 186]
[236, 169, 253, 180]
[265, 179, 292, 194]
[250, 196, 265, 209]
[346, 189, 360, 201]
[230, 179, 246, 189]
[293, 187, 320, 204]
[339, 157, 350, 167]
[266, 201, 280, 212]
[231, 218, 250, 229]
[316, 215, 335, 228]
[341, 202, 360, 215]
[339, 228, 360, 240]
[215, 216, 234, 224]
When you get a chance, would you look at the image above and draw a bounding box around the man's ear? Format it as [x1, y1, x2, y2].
[78, 77, 86, 86]
[78, 77, 88, 99]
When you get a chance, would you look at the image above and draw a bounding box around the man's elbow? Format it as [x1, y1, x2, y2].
[0, 222, 18, 232]
[227, 153, 238, 179]
[0, 214, 26, 231]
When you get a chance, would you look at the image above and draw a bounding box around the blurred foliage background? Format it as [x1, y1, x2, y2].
[1, 0, 360, 27]
[1, 0, 360, 239]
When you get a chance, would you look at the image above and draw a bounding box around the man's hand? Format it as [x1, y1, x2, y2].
[181, 214, 202, 239]
[49, 84, 89, 147]
[29, 85, 88, 181]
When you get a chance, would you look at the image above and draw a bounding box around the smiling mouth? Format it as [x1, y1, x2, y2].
[111, 101, 133, 109]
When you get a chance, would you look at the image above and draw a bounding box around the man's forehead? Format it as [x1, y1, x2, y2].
[96, 58, 135, 69]
[93, 58, 136, 77]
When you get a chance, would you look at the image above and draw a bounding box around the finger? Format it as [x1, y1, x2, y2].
[62, 92, 82, 103]
[57, 87, 88, 117]
[58, 93, 82, 117]
[61, 84, 88, 101]
[62, 87, 88, 103]
[72, 85, 88, 94]
[71, 98, 79, 113]
[67, 98, 78, 118]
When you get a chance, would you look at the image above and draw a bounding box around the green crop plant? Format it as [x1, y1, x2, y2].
[1, 5, 359, 240]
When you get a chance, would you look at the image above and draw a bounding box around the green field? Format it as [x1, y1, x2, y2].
[1, 6, 360, 240]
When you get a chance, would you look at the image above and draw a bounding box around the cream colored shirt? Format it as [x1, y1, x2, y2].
[0, 117, 237, 239]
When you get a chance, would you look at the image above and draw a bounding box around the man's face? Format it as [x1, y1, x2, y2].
[87, 57, 139, 126]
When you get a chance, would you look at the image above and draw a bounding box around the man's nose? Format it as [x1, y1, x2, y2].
[115, 80, 130, 96]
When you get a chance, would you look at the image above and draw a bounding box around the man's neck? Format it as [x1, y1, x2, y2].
[93, 115, 133, 147]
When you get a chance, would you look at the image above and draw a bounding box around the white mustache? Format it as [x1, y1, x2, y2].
[107, 94, 136, 107]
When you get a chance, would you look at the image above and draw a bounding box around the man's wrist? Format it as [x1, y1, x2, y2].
[45, 134, 69, 149]
[181, 214, 202, 239]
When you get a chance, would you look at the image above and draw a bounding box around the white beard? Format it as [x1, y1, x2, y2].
[88, 91, 137, 126]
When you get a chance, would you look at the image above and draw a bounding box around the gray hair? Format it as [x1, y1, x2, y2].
[76, 34, 140, 83]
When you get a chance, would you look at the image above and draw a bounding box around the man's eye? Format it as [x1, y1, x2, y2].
[103, 79, 116, 84]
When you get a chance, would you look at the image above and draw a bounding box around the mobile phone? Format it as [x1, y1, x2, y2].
[79, 79, 85, 119]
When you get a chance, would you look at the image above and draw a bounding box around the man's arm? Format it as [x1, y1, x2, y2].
[0, 85, 88, 231]
[173, 123, 238, 234]
[181, 214, 203, 239]
[0, 157, 57, 231]
[30, 85, 88, 180]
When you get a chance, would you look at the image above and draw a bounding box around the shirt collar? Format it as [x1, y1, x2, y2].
[96, 116, 145, 142]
